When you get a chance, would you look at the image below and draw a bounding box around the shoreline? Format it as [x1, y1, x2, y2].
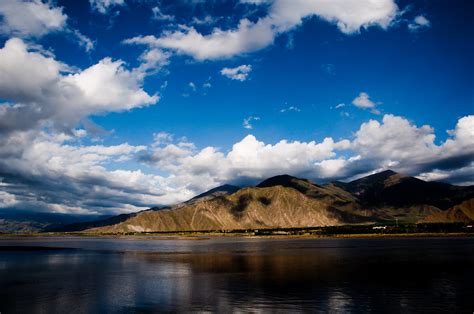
[0, 231, 472, 240]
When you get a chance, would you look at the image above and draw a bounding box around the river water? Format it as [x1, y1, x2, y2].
[0, 236, 473, 313]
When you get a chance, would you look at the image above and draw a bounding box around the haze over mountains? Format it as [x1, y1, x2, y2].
[2, 170, 473, 234]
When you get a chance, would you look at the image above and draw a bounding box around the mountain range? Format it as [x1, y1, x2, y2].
[1, 170, 473, 234]
[41, 170, 473, 234]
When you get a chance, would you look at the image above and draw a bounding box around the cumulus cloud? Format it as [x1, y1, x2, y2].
[140, 134, 351, 189]
[0, 38, 157, 133]
[90, 0, 125, 14]
[124, 0, 399, 60]
[221, 65, 252, 81]
[352, 92, 381, 114]
[0, 0, 94, 52]
[348, 115, 474, 180]
[243, 116, 260, 129]
[0, 0, 67, 37]
[408, 15, 431, 31]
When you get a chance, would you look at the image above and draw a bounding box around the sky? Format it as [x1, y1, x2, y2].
[0, 0, 473, 215]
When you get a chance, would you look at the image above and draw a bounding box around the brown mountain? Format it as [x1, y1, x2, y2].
[87, 185, 365, 233]
[77, 170, 474, 233]
[334, 170, 474, 209]
[420, 198, 474, 223]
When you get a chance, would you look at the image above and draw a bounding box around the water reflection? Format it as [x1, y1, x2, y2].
[0, 237, 473, 313]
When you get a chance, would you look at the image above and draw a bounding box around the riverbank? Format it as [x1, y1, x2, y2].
[1, 223, 472, 239]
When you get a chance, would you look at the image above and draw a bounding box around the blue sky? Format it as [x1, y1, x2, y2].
[0, 0, 472, 214]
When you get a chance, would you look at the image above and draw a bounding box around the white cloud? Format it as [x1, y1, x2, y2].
[221, 64, 252, 81]
[134, 48, 170, 77]
[140, 133, 350, 190]
[0, 1, 94, 52]
[352, 92, 376, 109]
[0, 38, 158, 133]
[152, 6, 174, 21]
[90, 0, 125, 14]
[0, 0, 67, 37]
[243, 116, 260, 129]
[0, 191, 18, 208]
[191, 15, 219, 26]
[280, 106, 301, 113]
[73, 29, 95, 52]
[335, 103, 345, 109]
[352, 92, 381, 114]
[124, 18, 275, 60]
[152, 132, 174, 146]
[64, 58, 158, 112]
[408, 15, 431, 31]
[125, 0, 399, 60]
[353, 115, 437, 164]
[350, 114, 474, 178]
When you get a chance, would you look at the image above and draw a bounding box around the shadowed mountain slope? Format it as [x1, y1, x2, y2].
[420, 198, 474, 223]
[88, 186, 368, 233]
[334, 170, 474, 209]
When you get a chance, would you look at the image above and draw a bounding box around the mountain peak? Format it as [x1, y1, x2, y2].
[351, 169, 399, 183]
[189, 184, 240, 201]
[257, 174, 308, 188]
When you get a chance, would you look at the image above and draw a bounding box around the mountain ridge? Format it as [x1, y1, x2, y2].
[81, 170, 474, 233]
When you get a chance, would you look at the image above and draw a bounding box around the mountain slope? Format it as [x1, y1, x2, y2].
[88, 186, 367, 233]
[258, 174, 360, 212]
[335, 170, 474, 209]
[420, 198, 474, 223]
[188, 184, 240, 202]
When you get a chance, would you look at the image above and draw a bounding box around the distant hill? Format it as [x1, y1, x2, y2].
[0, 211, 109, 234]
[420, 198, 474, 223]
[81, 170, 474, 233]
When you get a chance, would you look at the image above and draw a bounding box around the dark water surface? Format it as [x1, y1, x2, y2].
[0, 236, 473, 313]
